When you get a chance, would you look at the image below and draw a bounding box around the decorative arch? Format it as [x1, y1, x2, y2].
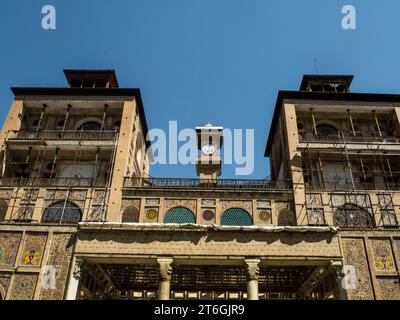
[163, 207, 196, 224]
[334, 203, 375, 228]
[221, 208, 252, 226]
[74, 118, 103, 131]
[121, 206, 140, 223]
[316, 123, 339, 137]
[42, 200, 82, 224]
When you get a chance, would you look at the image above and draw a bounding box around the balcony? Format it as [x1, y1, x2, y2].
[123, 177, 291, 190]
[298, 133, 400, 154]
[0, 177, 106, 188]
[8, 130, 118, 141]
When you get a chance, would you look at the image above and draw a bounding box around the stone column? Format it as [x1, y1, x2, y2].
[331, 260, 349, 300]
[245, 259, 260, 300]
[65, 257, 84, 300]
[157, 258, 173, 300]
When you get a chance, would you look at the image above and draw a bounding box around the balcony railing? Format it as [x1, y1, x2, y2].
[123, 177, 291, 190]
[306, 180, 400, 192]
[299, 133, 400, 144]
[0, 177, 107, 188]
[8, 130, 118, 141]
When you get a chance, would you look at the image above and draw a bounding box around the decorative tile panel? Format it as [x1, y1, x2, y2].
[9, 273, 38, 300]
[0, 232, 22, 266]
[394, 239, 400, 266]
[371, 240, 396, 272]
[144, 207, 158, 222]
[20, 233, 47, 267]
[220, 200, 252, 212]
[200, 209, 215, 224]
[378, 278, 400, 300]
[145, 198, 160, 205]
[202, 199, 215, 206]
[342, 238, 374, 300]
[256, 200, 271, 207]
[40, 233, 74, 300]
[164, 199, 196, 212]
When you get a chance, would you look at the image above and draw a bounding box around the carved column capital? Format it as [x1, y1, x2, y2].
[157, 258, 173, 281]
[245, 259, 260, 280]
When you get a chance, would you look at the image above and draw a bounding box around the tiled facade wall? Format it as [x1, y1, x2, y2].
[0, 227, 75, 300]
[121, 196, 285, 226]
[341, 234, 400, 300]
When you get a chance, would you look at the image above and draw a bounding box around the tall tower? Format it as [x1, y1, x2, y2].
[195, 124, 223, 181]
[0, 69, 150, 224]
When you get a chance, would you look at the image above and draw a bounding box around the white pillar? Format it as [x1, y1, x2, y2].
[245, 259, 260, 300]
[331, 260, 349, 300]
[157, 258, 173, 300]
[65, 257, 83, 300]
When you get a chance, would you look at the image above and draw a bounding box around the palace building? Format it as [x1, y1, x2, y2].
[0, 70, 400, 300]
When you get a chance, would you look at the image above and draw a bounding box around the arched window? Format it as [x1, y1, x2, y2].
[221, 208, 252, 226]
[77, 121, 102, 131]
[335, 204, 375, 228]
[316, 124, 339, 137]
[163, 207, 196, 224]
[42, 201, 82, 224]
[121, 206, 140, 223]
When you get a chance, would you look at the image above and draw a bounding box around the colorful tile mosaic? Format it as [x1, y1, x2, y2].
[0, 232, 21, 266]
[40, 233, 74, 300]
[371, 240, 396, 272]
[144, 208, 158, 222]
[9, 273, 38, 300]
[20, 233, 47, 267]
[258, 209, 272, 223]
[394, 239, 400, 267]
[378, 278, 400, 300]
[342, 238, 374, 300]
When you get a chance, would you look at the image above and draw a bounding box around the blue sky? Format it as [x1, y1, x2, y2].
[1, 0, 400, 179]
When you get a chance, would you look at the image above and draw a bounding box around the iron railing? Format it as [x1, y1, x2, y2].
[8, 130, 118, 141]
[0, 177, 107, 188]
[299, 133, 400, 144]
[306, 180, 400, 192]
[123, 177, 292, 190]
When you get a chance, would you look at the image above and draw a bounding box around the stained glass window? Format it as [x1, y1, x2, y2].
[335, 204, 375, 228]
[163, 207, 196, 224]
[77, 122, 102, 131]
[42, 201, 82, 224]
[221, 208, 252, 226]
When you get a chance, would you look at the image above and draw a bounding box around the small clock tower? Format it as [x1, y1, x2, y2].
[195, 123, 223, 181]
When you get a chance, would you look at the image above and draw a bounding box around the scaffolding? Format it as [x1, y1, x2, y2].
[0, 104, 120, 224]
[300, 107, 400, 227]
